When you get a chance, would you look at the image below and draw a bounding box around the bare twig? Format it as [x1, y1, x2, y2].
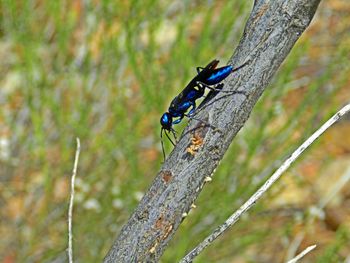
[286, 244, 317, 263]
[68, 138, 81, 263]
[285, 233, 305, 262]
[180, 103, 350, 263]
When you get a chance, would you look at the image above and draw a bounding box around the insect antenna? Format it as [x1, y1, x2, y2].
[164, 130, 176, 146]
[160, 128, 177, 161]
[160, 128, 166, 161]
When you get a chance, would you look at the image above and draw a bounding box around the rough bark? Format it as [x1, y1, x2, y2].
[104, 0, 321, 262]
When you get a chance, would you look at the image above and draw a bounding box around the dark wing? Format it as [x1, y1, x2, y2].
[205, 59, 220, 71]
[169, 59, 220, 111]
[169, 79, 197, 111]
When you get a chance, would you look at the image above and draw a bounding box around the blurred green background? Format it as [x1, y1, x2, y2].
[1, 0, 350, 262]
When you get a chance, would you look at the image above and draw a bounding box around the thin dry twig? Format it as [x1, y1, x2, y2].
[180, 103, 350, 263]
[286, 233, 305, 261]
[286, 244, 317, 263]
[68, 138, 81, 263]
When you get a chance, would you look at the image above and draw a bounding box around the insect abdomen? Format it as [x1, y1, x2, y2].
[205, 65, 233, 85]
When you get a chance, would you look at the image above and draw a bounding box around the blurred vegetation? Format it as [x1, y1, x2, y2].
[1, 0, 350, 262]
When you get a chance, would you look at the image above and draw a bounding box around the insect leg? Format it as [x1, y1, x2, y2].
[196, 81, 225, 92]
[231, 60, 249, 73]
[188, 101, 197, 116]
[171, 128, 178, 143]
[184, 113, 217, 130]
[172, 114, 184, 125]
[197, 81, 248, 97]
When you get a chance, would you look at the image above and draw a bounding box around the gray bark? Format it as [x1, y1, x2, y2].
[104, 0, 321, 262]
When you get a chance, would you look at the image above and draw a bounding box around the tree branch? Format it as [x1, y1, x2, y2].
[104, 0, 322, 262]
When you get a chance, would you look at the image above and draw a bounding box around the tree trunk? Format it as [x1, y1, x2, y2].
[104, 0, 321, 262]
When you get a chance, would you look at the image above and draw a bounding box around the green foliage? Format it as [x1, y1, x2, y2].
[316, 227, 350, 263]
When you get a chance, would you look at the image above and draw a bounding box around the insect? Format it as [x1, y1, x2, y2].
[160, 59, 247, 160]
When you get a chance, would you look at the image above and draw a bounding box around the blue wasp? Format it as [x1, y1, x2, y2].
[160, 59, 247, 160]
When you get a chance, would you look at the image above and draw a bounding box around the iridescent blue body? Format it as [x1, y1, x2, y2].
[160, 59, 247, 159]
[206, 65, 233, 85]
[161, 60, 233, 130]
